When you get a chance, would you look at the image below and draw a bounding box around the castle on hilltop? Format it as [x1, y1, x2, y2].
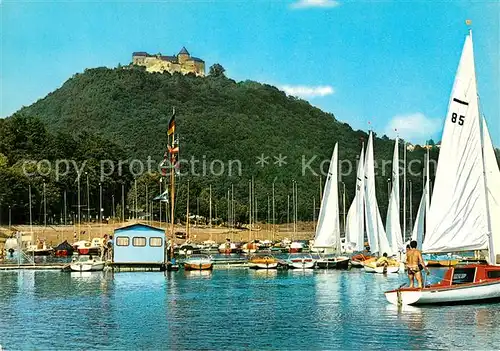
[132, 47, 205, 76]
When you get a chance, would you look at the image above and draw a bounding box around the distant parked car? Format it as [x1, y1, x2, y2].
[175, 232, 187, 239]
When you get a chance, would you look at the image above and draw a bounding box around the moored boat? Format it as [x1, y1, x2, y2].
[183, 254, 214, 271]
[248, 253, 278, 269]
[362, 257, 400, 274]
[385, 264, 500, 305]
[385, 29, 500, 305]
[70, 255, 105, 272]
[315, 255, 350, 270]
[287, 253, 315, 269]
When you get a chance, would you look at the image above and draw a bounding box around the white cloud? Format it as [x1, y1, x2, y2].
[385, 113, 442, 144]
[290, 0, 340, 9]
[280, 85, 335, 98]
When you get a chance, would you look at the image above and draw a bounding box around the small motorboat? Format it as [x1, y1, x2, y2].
[248, 253, 278, 269]
[315, 255, 350, 270]
[54, 240, 75, 257]
[74, 240, 100, 256]
[183, 254, 214, 271]
[385, 264, 500, 305]
[218, 241, 242, 254]
[242, 241, 259, 254]
[287, 253, 315, 269]
[69, 255, 105, 272]
[26, 244, 54, 257]
[289, 241, 305, 253]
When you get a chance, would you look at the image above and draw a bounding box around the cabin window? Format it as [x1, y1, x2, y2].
[149, 237, 163, 247]
[132, 237, 146, 247]
[487, 270, 500, 279]
[452, 267, 476, 285]
[116, 237, 130, 246]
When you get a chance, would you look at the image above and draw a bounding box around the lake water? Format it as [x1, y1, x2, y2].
[1, 268, 499, 350]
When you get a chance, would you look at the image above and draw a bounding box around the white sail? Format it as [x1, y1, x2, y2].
[364, 132, 393, 256]
[386, 138, 403, 253]
[345, 144, 365, 251]
[314, 143, 340, 252]
[411, 180, 427, 250]
[423, 33, 489, 253]
[482, 118, 500, 264]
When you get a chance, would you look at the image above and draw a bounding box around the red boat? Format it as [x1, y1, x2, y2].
[385, 264, 500, 305]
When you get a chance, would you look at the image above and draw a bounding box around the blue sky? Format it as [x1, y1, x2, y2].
[1, 0, 499, 145]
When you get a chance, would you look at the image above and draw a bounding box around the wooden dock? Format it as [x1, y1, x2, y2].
[0, 263, 66, 271]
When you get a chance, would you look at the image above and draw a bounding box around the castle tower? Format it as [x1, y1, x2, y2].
[177, 47, 190, 64]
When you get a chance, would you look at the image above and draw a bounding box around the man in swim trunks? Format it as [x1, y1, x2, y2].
[406, 240, 429, 288]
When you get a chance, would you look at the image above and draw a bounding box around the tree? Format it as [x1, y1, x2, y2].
[209, 63, 226, 77]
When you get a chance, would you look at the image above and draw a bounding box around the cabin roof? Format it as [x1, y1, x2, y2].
[114, 223, 165, 233]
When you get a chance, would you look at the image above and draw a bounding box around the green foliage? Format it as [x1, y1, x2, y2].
[208, 63, 226, 77]
[3, 67, 499, 232]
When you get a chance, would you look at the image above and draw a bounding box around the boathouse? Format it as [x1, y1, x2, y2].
[112, 223, 166, 271]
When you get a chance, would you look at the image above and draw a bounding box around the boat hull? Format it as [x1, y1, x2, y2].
[249, 262, 278, 269]
[289, 260, 315, 269]
[316, 257, 350, 270]
[184, 262, 213, 271]
[70, 262, 105, 272]
[385, 280, 500, 305]
[364, 265, 399, 274]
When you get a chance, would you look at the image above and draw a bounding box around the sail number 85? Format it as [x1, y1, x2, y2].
[451, 112, 465, 126]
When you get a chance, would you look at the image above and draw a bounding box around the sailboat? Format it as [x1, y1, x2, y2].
[386, 30, 500, 305]
[312, 143, 350, 269]
[345, 144, 366, 252]
[362, 132, 399, 273]
[386, 138, 403, 254]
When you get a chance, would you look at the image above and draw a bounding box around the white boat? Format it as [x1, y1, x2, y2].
[70, 256, 105, 272]
[345, 145, 365, 252]
[311, 143, 351, 269]
[385, 137, 403, 254]
[364, 132, 393, 257]
[287, 253, 315, 269]
[385, 29, 500, 305]
[364, 265, 399, 274]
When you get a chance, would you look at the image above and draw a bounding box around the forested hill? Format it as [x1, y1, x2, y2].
[2, 66, 448, 227]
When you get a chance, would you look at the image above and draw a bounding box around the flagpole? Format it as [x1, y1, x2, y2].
[186, 180, 190, 240]
[169, 109, 176, 259]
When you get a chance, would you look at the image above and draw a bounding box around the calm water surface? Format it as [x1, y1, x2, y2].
[1, 269, 499, 350]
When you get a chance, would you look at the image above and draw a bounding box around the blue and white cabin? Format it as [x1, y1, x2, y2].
[113, 223, 165, 265]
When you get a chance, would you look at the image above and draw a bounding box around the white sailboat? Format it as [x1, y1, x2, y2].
[386, 137, 404, 254]
[312, 143, 350, 269]
[364, 132, 393, 257]
[386, 30, 500, 305]
[345, 144, 365, 252]
[410, 149, 430, 250]
[313, 143, 341, 253]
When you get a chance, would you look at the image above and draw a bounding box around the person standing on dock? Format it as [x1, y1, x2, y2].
[107, 235, 114, 261]
[101, 234, 108, 261]
[406, 240, 429, 288]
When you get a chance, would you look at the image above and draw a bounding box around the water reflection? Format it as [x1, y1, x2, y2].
[1, 269, 499, 350]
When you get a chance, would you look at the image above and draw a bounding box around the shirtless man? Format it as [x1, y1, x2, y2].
[406, 240, 429, 288]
